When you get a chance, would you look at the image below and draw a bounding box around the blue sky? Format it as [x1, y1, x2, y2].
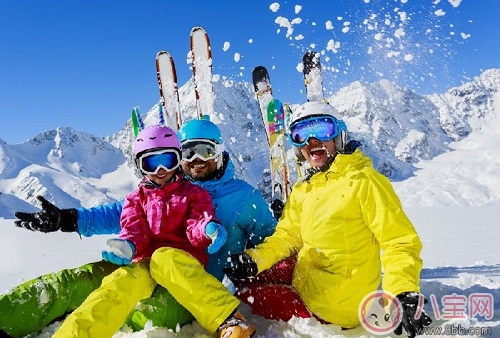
[1, 0, 498, 144]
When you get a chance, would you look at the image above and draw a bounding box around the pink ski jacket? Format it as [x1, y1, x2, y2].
[119, 173, 215, 265]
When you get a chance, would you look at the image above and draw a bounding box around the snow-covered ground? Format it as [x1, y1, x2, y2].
[1, 205, 499, 337]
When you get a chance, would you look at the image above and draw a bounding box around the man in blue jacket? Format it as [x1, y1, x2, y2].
[1, 118, 277, 338]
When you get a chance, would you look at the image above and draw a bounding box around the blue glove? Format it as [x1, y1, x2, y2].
[205, 221, 227, 254]
[101, 239, 135, 266]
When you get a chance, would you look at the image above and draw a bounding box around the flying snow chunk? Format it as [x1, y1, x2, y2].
[326, 20, 334, 30]
[223, 42, 230, 52]
[434, 9, 446, 16]
[295, 5, 302, 14]
[448, 0, 462, 7]
[327, 39, 340, 53]
[234, 53, 241, 62]
[342, 21, 350, 33]
[395, 27, 405, 39]
[460, 32, 471, 40]
[295, 34, 304, 41]
[270, 2, 279, 12]
[404, 54, 414, 61]
[275, 16, 293, 37]
[248, 38, 253, 44]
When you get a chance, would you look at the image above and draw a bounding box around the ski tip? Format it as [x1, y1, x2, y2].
[303, 51, 321, 65]
[131, 108, 139, 137]
[252, 65, 268, 74]
[190, 26, 207, 34]
[252, 66, 270, 84]
[156, 50, 172, 58]
[303, 50, 318, 59]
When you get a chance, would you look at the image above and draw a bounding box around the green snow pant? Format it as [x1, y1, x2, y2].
[0, 261, 116, 338]
[0, 260, 195, 337]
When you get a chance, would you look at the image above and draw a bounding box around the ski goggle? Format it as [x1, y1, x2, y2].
[181, 140, 220, 162]
[138, 149, 181, 174]
[289, 115, 341, 147]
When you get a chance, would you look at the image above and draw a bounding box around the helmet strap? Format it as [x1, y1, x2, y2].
[334, 131, 347, 153]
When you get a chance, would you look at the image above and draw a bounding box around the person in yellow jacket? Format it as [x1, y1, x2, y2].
[225, 101, 432, 338]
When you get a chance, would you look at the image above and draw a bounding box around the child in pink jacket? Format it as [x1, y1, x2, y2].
[54, 124, 255, 338]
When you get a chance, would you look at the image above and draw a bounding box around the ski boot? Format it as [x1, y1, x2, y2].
[218, 311, 255, 338]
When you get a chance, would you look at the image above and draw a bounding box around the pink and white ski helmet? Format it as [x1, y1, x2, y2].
[133, 125, 181, 158]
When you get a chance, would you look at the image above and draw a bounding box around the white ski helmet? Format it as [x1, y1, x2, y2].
[290, 101, 341, 125]
[289, 101, 347, 161]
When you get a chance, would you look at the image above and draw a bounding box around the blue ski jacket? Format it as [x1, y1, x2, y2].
[76, 152, 277, 280]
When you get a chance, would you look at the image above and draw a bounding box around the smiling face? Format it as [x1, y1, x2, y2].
[181, 157, 218, 180]
[145, 167, 176, 186]
[299, 137, 337, 168]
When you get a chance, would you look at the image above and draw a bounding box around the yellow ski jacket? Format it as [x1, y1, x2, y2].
[247, 149, 423, 328]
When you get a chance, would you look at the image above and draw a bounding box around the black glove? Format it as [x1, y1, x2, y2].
[394, 292, 432, 338]
[224, 252, 258, 280]
[270, 199, 284, 220]
[14, 195, 78, 233]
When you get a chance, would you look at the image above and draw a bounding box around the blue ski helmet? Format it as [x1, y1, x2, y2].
[178, 116, 223, 144]
[178, 116, 225, 169]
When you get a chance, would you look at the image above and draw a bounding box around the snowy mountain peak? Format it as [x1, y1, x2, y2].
[0, 127, 131, 217]
[429, 68, 500, 141]
[0, 69, 499, 218]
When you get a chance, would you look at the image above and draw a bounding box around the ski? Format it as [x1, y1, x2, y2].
[131, 107, 144, 137]
[252, 66, 291, 205]
[156, 50, 181, 130]
[283, 103, 304, 180]
[302, 51, 324, 102]
[252, 66, 273, 115]
[267, 99, 291, 202]
[190, 26, 215, 119]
